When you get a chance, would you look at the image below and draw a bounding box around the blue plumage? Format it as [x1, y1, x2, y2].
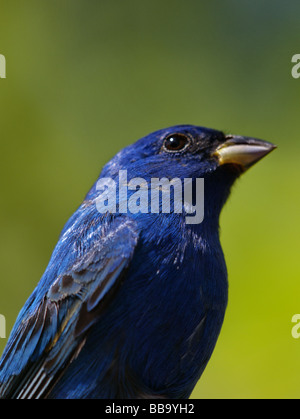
[0, 125, 275, 398]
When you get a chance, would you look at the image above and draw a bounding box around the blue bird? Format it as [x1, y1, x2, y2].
[0, 125, 275, 399]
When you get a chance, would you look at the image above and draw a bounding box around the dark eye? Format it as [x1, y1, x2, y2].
[163, 134, 191, 153]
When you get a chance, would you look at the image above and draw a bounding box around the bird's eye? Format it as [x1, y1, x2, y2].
[163, 134, 191, 153]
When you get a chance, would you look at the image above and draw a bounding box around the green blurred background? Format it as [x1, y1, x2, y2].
[0, 0, 299, 399]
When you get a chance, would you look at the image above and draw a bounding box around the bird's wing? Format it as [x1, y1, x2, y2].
[0, 217, 139, 399]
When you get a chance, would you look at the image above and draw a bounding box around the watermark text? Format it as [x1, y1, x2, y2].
[291, 54, 300, 79]
[292, 314, 300, 338]
[0, 54, 6, 78]
[96, 170, 204, 224]
[0, 314, 6, 338]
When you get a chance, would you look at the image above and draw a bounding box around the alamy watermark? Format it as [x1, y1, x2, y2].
[0, 314, 6, 339]
[0, 54, 6, 79]
[95, 170, 204, 224]
[291, 314, 300, 339]
[291, 54, 300, 79]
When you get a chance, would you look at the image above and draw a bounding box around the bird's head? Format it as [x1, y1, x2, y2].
[106, 124, 275, 175]
[96, 125, 276, 224]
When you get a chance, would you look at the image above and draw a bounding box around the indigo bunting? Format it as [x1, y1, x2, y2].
[0, 125, 275, 399]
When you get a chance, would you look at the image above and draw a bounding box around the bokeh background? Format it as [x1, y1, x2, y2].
[0, 0, 299, 399]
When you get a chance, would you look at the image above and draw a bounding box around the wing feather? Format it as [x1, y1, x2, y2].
[0, 217, 138, 399]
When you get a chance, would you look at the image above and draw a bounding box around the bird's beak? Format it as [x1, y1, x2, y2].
[213, 135, 277, 171]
